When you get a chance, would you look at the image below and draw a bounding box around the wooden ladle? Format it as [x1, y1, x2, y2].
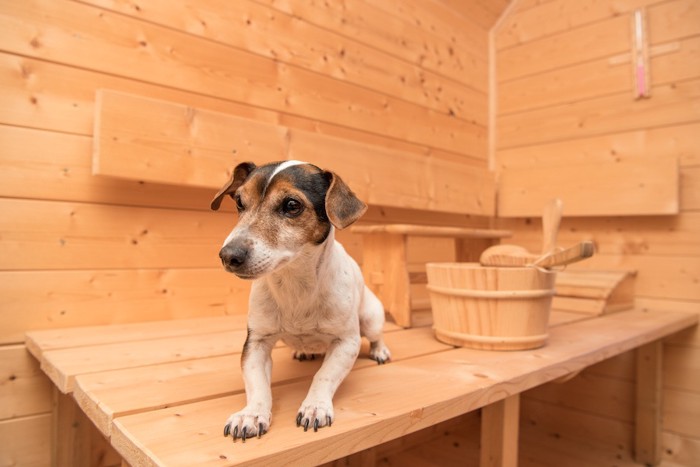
[479, 199, 594, 268]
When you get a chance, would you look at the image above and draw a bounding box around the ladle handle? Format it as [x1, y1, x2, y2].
[534, 241, 595, 268]
[542, 199, 563, 254]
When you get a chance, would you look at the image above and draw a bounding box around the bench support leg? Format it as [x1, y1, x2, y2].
[52, 388, 119, 467]
[480, 394, 520, 467]
[360, 233, 411, 328]
[455, 238, 496, 262]
[52, 389, 91, 467]
[635, 341, 663, 465]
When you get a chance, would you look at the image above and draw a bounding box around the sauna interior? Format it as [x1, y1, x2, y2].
[1, 0, 699, 466]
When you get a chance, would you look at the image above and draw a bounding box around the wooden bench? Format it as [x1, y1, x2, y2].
[26, 309, 696, 466]
[350, 224, 512, 327]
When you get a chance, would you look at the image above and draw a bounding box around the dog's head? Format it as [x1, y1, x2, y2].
[211, 161, 366, 279]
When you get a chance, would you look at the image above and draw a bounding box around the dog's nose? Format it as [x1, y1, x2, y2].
[219, 245, 248, 269]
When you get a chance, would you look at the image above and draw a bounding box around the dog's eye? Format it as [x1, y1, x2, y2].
[281, 198, 304, 218]
[234, 195, 245, 212]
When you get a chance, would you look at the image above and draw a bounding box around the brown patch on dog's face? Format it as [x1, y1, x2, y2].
[218, 162, 335, 278]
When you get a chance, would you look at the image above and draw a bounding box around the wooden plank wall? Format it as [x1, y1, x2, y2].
[0, 0, 502, 464]
[494, 0, 700, 465]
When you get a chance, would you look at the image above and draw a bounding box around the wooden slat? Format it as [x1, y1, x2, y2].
[437, 0, 509, 29]
[0, 345, 52, 420]
[647, 0, 700, 45]
[498, 79, 700, 150]
[40, 330, 248, 394]
[497, 122, 700, 171]
[498, 14, 630, 82]
[570, 256, 700, 302]
[351, 224, 510, 238]
[73, 327, 448, 436]
[499, 36, 699, 115]
[520, 397, 635, 459]
[0, 0, 482, 156]
[288, 130, 494, 215]
[662, 386, 700, 439]
[108, 310, 697, 466]
[0, 124, 234, 212]
[81, 0, 487, 123]
[254, 0, 489, 91]
[518, 411, 638, 466]
[496, 0, 661, 50]
[526, 370, 635, 423]
[497, 157, 679, 217]
[661, 430, 700, 466]
[497, 212, 700, 257]
[497, 0, 699, 81]
[0, 198, 232, 271]
[0, 52, 487, 176]
[33, 318, 402, 394]
[95, 91, 493, 215]
[3, 269, 250, 345]
[0, 414, 51, 467]
[555, 271, 631, 300]
[25, 315, 247, 359]
[94, 90, 285, 188]
[663, 344, 700, 393]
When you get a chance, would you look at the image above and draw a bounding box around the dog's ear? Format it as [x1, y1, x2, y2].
[324, 171, 367, 229]
[210, 162, 256, 211]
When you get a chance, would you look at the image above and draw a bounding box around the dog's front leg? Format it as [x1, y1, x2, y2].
[224, 335, 274, 441]
[297, 335, 360, 432]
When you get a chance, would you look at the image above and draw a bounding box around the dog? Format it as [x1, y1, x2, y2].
[211, 160, 391, 441]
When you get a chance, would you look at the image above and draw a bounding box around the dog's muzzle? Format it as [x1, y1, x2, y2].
[219, 244, 248, 272]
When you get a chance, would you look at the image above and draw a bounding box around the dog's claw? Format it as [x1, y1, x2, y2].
[314, 419, 319, 432]
[224, 424, 231, 437]
[327, 415, 332, 427]
[232, 425, 239, 441]
[296, 412, 303, 427]
[304, 419, 310, 432]
[258, 423, 263, 439]
[241, 427, 247, 442]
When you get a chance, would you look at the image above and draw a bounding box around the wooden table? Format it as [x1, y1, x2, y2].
[26, 309, 697, 467]
[350, 224, 512, 327]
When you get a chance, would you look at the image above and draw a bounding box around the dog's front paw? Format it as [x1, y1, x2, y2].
[223, 408, 271, 442]
[369, 341, 391, 364]
[296, 398, 334, 432]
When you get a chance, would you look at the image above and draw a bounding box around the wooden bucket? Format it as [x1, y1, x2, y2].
[426, 263, 556, 350]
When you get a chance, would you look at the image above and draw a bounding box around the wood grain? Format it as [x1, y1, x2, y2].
[104, 310, 696, 466]
[497, 156, 679, 217]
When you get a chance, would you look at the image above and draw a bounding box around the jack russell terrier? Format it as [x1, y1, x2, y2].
[211, 160, 391, 441]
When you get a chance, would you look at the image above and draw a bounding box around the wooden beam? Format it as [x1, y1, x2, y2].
[635, 341, 663, 465]
[360, 233, 411, 328]
[480, 394, 520, 467]
[52, 389, 90, 467]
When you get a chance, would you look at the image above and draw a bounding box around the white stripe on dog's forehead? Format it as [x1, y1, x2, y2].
[268, 160, 307, 182]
